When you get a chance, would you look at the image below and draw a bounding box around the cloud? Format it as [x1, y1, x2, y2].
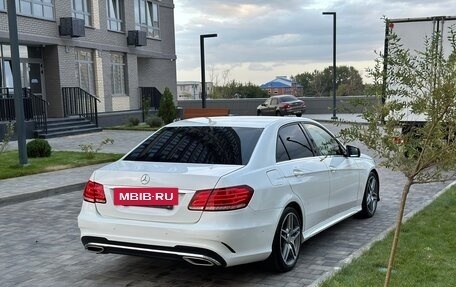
[248, 63, 274, 71]
[174, 0, 456, 84]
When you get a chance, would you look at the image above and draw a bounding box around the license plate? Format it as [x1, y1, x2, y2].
[113, 187, 178, 206]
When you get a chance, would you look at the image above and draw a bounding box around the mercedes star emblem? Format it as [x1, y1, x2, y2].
[140, 174, 150, 185]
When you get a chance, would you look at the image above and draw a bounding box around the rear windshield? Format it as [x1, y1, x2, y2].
[124, 126, 263, 165]
[280, 96, 297, 102]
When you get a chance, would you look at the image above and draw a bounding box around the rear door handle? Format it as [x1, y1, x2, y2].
[293, 169, 306, 176]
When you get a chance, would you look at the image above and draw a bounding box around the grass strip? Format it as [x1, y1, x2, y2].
[320, 185, 456, 286]
[0, 151, 122, 180]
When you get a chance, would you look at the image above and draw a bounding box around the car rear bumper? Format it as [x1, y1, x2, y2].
[82, 236, 226, 266]
[78, 202, 280, 267]
[281, 107, 306, 115]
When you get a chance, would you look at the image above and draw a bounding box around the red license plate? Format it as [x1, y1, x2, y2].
[113, 187, 178, 206]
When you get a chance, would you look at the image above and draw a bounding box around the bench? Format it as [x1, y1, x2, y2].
[182, 107, 230, 119]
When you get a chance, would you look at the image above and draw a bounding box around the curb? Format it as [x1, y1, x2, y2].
[0, 182, 86, 207]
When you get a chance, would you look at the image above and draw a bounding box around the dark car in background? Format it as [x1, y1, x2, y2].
[257, 95, 306, 117]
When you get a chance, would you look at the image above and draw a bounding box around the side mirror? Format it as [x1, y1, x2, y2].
[346, 145, 360, 157]
[261, 103, 267, 106]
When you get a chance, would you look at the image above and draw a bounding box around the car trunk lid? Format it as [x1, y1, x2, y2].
[92, 160, 242, 224]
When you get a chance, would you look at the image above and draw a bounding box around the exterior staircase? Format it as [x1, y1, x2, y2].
[35, 117, 102, 138]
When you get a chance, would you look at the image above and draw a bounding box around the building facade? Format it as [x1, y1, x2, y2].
[0, 0, 177, 119]
[177, 81, 213, 100]
[260, 76, 303, 97]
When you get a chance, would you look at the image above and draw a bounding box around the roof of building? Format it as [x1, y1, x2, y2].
[260, 76, 303, 89]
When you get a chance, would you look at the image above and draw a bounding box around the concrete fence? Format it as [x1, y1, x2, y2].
[1, 96, 379, 139]
[177, 96, 379, 116]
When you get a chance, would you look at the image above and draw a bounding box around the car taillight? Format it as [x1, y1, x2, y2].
[283, 103, 290, 109]
[83, 180, 106, 204]
[188, 185, 254, 211]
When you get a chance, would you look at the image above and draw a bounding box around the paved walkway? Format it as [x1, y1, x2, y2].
[1, 114, 450, 287]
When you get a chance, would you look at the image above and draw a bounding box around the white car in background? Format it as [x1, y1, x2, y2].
[78, 116, 379, 272]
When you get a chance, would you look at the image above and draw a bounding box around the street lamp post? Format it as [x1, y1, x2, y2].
[7, 0, 28, 165]
[200, 33, 217, 108]
[322, 12, 337, 120]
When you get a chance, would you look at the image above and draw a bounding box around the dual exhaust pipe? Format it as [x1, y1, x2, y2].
[84, 243, 220, 267]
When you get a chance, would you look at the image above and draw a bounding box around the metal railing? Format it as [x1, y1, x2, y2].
[0, 88, 48, 133]
[140, 87, 162, 121]
[62, 87, 100, 126]
[23, 88, 49, 133]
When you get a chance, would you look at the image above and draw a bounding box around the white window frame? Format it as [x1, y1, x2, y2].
[107, 0, 124, 32]
[134, 0, 160, 39]
[75, 49, 95, 95]
[72, 0, 91, 26]
[16, 0, 54, 20]
[110, 52, 126, 96]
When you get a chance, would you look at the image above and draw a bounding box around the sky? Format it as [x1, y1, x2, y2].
[174, 0, 456, 85]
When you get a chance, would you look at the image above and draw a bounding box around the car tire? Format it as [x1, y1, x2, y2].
[257, 110, 262, 116]
[275, 110, 282, 116]
[267, 207, 301, 272]
[358, 172, 379, 218]
[296, 113, 302, 117]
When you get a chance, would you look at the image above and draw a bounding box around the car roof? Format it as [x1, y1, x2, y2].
[167, 116, 319, 129]
[271, 94, 296, 98]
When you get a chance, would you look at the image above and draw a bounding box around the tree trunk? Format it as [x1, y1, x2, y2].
[384, 178, 413, 287]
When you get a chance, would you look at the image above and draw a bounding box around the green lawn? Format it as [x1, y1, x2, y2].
[320, 185, 456, 287]
[0, 151, 122, 180]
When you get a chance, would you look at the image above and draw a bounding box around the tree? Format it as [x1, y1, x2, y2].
[292, 72, 314, 96]
[158, 87, 176, 124]
[293, 66, 364, 97]
[339, 28, 456, 287]
[335, 66, 364, 96]
[213, 78, 268, 99]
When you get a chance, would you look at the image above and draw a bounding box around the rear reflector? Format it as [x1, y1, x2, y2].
[188, 185, 254, 211]
[83, 181, 106, 204]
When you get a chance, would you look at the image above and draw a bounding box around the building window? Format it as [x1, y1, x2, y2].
[16, 0, 54, 20]
[75, 49, 95, 95]
[0, 1, 5, 11]
[134, 0, 160, 39]
[72, 0, 91, 26]
[111, 52, 126, 95]
[107, 0, 123, 32]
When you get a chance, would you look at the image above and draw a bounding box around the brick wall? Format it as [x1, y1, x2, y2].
[0, 0, 177, 115]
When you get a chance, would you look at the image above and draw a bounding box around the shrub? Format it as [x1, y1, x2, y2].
[79, 138, 114, 159]
[145, 116, 163, 128]
[127, 117, 140, 127]
[158, 87, 177, 124]
[27, 139, 52, 158]
[1, 122, 14, 153]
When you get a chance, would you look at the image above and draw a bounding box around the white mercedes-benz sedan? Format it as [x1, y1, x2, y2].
[78, 116, 379, 272]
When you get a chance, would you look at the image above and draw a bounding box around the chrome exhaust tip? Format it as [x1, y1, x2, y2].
[182, 256, 217, 266]
[85, 244, 105, 254]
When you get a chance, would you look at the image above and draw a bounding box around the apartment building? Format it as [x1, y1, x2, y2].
[260, 76, 303, 97]
[177, 81, 214, 100]
[0, 0, 176, 131]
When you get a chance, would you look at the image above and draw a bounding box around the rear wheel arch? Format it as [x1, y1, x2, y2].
[267, 204, 303, 272]
[285, 202, 304, 230]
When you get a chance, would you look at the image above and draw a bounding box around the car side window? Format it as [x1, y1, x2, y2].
[276, 124, 314, 162]
[264, 98, 271, 106]
[303, 124, 344, 156]
[271, 98, 278, 105]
